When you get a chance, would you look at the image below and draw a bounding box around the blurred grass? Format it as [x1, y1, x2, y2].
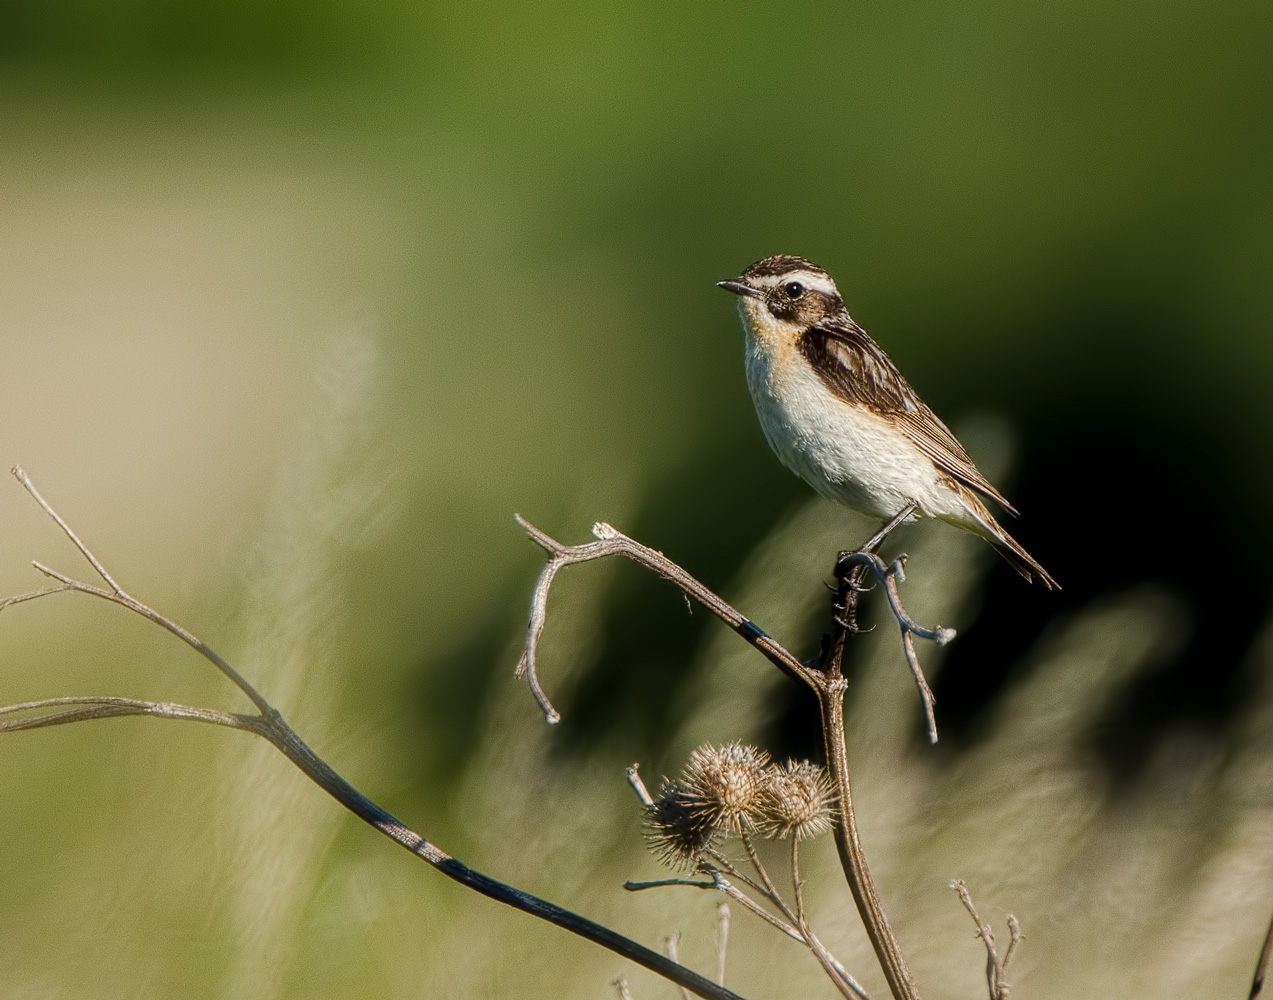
[0, 1, 1271, 997]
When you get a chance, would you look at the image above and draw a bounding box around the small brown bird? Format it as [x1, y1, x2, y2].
[719, 254, 1057, 588]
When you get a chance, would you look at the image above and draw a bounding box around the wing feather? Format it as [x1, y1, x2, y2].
[797, 318, 1018, 515]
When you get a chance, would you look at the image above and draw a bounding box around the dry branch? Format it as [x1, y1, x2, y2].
[951, 879, 1022, 1000]
[0, 468, 744, 1000]
[517, 510, 955, 1000]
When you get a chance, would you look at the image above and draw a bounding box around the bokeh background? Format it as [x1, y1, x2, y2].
[1, 2, 1272, 997]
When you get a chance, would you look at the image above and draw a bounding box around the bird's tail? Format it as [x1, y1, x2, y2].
[949, 498, 1060, 590]
[988, 529, 1059, 589]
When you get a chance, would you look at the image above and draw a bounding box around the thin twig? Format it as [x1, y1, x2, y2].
[835, 548, 952, 745]
[515, 516, 814, 723]
[716, 902, 730, 986]
[901, 632, 939, 745]
[627, 868, 802, 942]
[791, 836, 810, 938]
[706, 873, 801, 942]
[740, 829, 786, 917]
[738, 833, 867, 1000]
[793, 836, 873, 1000]
[1251, 911, 1273, 1000]
[0, 695, 250, 733]
[0, 472, 748, 1000]
[707, 847, 787, 912]
[626, 878, 719, 891]
[951, 879, 1014, 1000]
[1003, 915, 1022, 972]
[625, 860, 871, 1000]
[0, 584, 74, 611]
[835, 551, 956, 647]
[13, 466, 123, 594]
[627, 763, 656, 808]
[27, 559, 274, 717]
[666, 932, 694, 1000]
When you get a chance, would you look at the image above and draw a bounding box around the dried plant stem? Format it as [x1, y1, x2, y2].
[626, 877, 719, 891]
[951, 879, 1020, 1000]
[1251, 911, 1273, 1000]
[520, 511, 951, 1000]
[627, 763, 656, 808]
[627, 869, 801, 941]
[791, 836, 875, 1000]
[516, 516, 813, 724]
[716, 902, 730, 986]
[625, 840, 871, 999]
[0, 469, 744, 1000]
[845, 564, 944, 742]
[717, 875, 869, 1000]
[736, 825, 861, 1000]
[1003, 915, 1022, 971]
[707, 847, 789, 913]
[736, 826, 871, 1000]
[739, 829, 783, 910]
[814, 508, 926, 1000]
[819, 677, 916, 1000]
[666, 933, 694, 1000]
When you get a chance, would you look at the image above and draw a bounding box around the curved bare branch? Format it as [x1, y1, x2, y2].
[515, 515, 814, 723]
[0, 469, 747, 1000]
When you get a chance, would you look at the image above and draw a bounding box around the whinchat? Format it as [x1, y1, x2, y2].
[719, 254, 1056, 588]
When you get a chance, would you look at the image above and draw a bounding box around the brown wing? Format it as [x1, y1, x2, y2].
[797, 318, 1019, 515]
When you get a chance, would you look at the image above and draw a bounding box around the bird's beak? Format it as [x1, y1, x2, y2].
[717, 278, 763, 298]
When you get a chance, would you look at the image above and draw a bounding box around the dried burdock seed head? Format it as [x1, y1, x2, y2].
[646, 783, 717, 869]
[760, 760, 837, 840]
[680, 742, 771, 835]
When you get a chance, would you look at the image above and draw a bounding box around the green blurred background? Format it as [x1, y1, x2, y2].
[1, 2, 1272, 997]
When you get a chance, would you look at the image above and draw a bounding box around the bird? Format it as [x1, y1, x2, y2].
[718, 254, 1057, 588]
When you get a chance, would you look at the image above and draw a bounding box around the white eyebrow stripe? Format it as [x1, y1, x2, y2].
[753, 269, 839, 297]
[792, 271, 839, 296]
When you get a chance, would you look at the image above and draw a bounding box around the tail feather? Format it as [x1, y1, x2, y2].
[989, 529, 1059, 590]
[948, 494, 1059, 589]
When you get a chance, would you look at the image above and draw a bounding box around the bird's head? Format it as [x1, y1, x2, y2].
[718, 256, 846, 341]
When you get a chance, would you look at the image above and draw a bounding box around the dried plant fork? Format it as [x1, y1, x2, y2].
[515, 506, 956, 1000]
[0, 467, 744, 1000]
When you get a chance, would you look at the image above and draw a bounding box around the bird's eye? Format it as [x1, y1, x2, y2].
[785, 281, 804, 298]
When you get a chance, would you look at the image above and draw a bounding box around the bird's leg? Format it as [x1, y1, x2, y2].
[845, 501, 918, 564]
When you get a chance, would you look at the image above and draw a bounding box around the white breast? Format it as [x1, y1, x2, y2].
[743, 333, 960, 521]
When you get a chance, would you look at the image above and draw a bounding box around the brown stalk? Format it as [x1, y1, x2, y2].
[518, 505, 952, 1000]
[809, 504, 922, 1000]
